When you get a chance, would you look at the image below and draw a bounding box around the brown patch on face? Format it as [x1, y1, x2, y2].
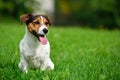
[42, 15, 51, 25]
[43, 16, 50, 28]
[27, 17, 40, 33]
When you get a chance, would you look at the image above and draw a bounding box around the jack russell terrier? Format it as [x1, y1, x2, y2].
[18, 13, 54, 73]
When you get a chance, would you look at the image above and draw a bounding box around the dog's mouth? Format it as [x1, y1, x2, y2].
[32, 31, 48, 45]
[38, 35, 48, 45]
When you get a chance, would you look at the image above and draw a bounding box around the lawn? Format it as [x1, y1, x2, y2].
[0, 22, 120, 80]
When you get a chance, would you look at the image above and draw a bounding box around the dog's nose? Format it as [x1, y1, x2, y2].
[43, 28, 48, 34]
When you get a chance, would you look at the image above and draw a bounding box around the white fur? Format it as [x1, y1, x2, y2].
[41, 16, 44, 24]
[18, 27, 54, 73]
[38, 16, 48, 35]
[38, 25, 47, 35]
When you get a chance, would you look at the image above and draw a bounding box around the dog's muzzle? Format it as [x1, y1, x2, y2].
[32, 30, 48, 45]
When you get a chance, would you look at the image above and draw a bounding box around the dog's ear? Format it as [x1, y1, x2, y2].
[20, 14, 32, 23]
[44, 15, 51, 25]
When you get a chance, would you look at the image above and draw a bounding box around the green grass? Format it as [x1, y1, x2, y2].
[0, 22, 120, 80]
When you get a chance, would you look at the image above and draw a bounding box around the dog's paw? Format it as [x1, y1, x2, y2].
[18, 62, 28, 73]
[24, 69, 28, 73]
[46, 60, 54, 70]
[40, 60, 54, 71]
[48, 61, 54, 70]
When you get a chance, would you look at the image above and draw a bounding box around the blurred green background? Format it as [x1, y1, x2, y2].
[0, 0, 120, 29]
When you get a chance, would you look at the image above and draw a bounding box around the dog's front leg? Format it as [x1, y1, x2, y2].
[40, 58, 54, 71]
[18, 54, 28, 73]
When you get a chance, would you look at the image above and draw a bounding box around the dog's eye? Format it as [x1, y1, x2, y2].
[45, 22, 49, 25]
[33, 21, 40, 24]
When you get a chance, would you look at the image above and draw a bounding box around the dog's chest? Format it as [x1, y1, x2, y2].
[20, 37, 50, 68]
[29, 45, 50, 68]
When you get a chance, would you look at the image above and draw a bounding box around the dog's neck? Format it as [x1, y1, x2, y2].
[25, 27, 38, 44]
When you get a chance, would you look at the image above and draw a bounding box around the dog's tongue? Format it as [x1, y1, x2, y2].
[39, 37, 47, 45]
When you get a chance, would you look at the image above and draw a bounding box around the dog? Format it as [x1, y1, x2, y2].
[18, 13, 54, 73]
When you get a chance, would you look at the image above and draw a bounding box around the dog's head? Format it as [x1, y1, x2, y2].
[20, 13, 51, 45]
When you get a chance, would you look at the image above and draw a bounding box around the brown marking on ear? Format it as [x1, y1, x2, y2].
[20, 14, 32, 23]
